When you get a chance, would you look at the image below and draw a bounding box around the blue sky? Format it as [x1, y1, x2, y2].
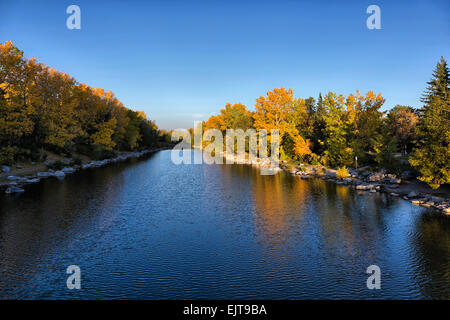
[1, 0, 449, 129]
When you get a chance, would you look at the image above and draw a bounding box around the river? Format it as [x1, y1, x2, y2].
[0, 150, 449, 299]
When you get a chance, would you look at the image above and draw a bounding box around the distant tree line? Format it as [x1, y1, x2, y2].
[0, 41, 170, 164]
[202, 57, 449, 189]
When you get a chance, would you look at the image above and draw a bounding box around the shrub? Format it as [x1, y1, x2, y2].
[336, 166, 350, 179]
[92, 145, 117, 160]
[46, 160, 64, 170]
[0, 146, 17, 165]
[309, 154, 320, 165]
[71, 157, 82, 166]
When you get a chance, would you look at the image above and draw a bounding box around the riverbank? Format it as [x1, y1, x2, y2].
[283, 163, 450, 214]
[217, 151, 450, 216]
[0, 147, 169, 194]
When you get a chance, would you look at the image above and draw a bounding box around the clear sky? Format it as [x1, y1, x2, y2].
[1, 0, 449, 129]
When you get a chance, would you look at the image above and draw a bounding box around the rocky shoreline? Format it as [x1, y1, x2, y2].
[0, 148, 168, 194]
[282, 163, 450, 216]
[218, 151, 450, 216]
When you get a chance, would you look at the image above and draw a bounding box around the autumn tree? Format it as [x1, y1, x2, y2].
[221, 103, 253, 130]
[254, 87, 312, 160]
[0, 41, 35, 163]
[0, 41, 166, 164]
[386, 105, 418, 155]
[124, 110, 143, 150]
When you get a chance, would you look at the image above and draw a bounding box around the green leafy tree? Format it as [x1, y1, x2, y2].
[321, 92, 354, 167]
[375, 121, 400, 172]
[353, 91, 385, 165]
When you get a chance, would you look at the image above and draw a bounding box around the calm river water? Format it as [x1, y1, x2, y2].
[0, 150, 449, 299]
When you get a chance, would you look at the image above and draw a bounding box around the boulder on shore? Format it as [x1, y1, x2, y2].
[37, 171, 53, 177]
[1, 165, 11, 173]
[325, 169, 337, 178]
[54, 171, 65, 178]
[361, 171, 370, 178]
[356, 184, 374, 191]
[407, 191, 418, 198]
[389, 178, 402, 184]
[368, 172, 385, 182]
[7, 176, 29, 182]
[62, 167, 76, 174]
[82, 163, 92, 169]
[349, 171, 359, 178]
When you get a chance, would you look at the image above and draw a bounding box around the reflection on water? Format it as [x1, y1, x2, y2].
[0, 150, 449, 299]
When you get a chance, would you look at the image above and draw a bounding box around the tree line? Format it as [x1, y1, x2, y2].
[201, 57, 449, 189]
[0, 41, 170, 165]
[1, 41, 448, 189]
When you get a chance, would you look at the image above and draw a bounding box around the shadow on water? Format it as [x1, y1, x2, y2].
[0, 150, 448, 299]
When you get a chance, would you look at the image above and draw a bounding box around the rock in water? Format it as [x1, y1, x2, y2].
[5, 186, 25, 194]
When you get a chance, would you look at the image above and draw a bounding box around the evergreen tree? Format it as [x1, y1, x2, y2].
[421, 56, 449, 104]
[317, 93, 324, 114]
[311, 93, 326, 155]
[410, 57, 450, 189]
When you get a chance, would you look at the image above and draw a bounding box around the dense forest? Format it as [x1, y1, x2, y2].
[0, 41, 170, 165]
[200, 57, 449, 189]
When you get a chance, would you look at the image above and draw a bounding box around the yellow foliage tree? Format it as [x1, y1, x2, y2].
[91, 118, 117, 151]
